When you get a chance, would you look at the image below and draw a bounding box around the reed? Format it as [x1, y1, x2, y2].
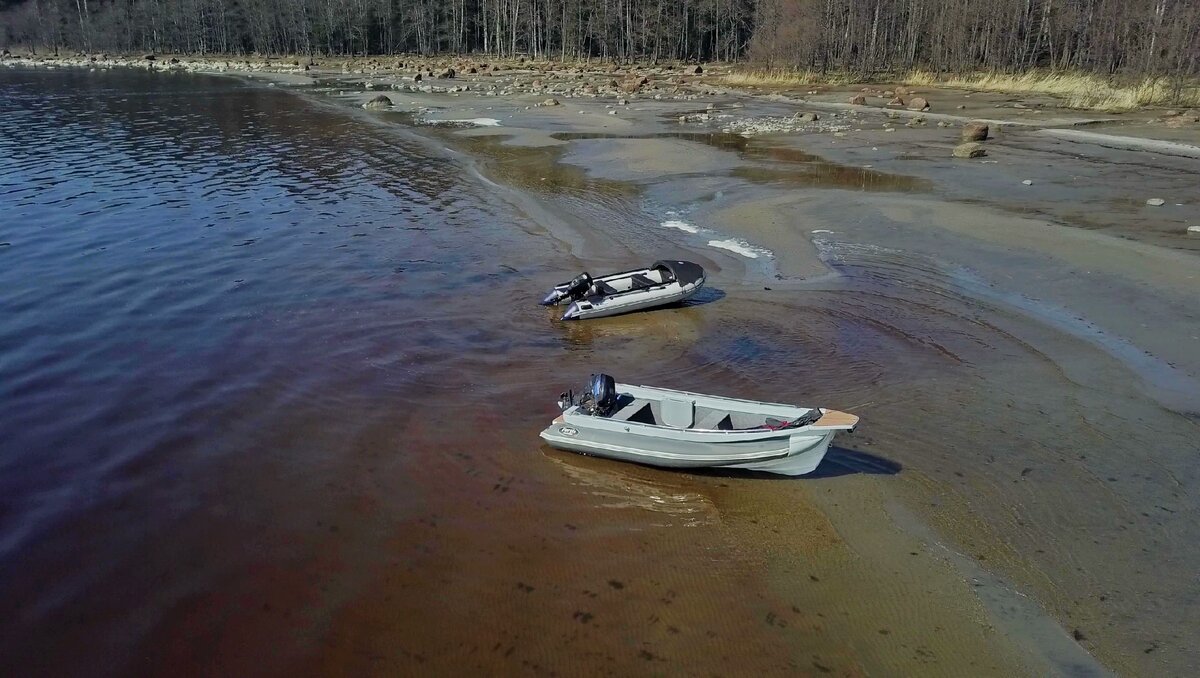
[720, 69, 859, 87]
[903, 70, 1200, 111]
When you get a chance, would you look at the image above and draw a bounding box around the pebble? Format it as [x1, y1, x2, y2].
[1146, 198, 1166, 206]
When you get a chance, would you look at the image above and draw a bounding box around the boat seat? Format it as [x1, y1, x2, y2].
[695, 409, 734, 430]
[612, 398, 656, 424]
[591, 280, 618, 295]
[657, 398, 694, 429]
[629, 273, 656, 289]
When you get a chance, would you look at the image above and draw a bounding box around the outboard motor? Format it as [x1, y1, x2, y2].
[579, 373, 617, 416]
[540, 272, 592, 306]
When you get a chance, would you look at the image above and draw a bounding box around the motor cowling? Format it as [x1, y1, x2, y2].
[564, 273, 592, 300]
[540, 272, 592, 306]
[581, 373, 617, 416]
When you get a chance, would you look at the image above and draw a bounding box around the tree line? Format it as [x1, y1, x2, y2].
[2, 0, 1197, 81]
[0, 0, 752, 62]
[751, 0, 1199, 81]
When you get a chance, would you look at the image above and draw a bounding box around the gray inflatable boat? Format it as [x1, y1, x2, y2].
[540, 375, 859, 476]
[540, 260, 705, 320]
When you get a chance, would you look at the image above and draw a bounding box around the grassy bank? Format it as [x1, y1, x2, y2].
[722, 68, 1200, 112]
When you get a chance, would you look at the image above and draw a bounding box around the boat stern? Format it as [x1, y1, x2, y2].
[560, 301, 585, 320]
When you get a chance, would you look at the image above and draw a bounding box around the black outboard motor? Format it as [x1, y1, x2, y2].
[540, 272, 593, 306]
[579, 373, 617, 416]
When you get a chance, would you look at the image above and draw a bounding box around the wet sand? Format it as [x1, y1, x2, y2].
[4, 61, 1198, 677]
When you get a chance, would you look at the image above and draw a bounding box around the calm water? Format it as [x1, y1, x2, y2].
[2, 67, 1197, 676]
[0, 67, 586, 674]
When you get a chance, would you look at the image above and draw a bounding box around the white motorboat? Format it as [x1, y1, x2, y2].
[539, 375, 859, 476]
[540, 260, 705, 320]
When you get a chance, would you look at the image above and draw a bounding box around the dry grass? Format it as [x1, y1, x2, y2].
[720, 69, 860, 88]
[722, 67, 1200, 111]
[903, 70, 1200, 111]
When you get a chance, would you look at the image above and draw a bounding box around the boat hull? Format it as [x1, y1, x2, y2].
[540, 418, 838, 476]
[563, 281, 702, 320]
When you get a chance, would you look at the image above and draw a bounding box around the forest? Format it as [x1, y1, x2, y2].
[2, 0, 1198, 82]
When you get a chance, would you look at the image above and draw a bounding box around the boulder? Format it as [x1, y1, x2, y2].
[961, 121, 989, 141]
[953, 142, 987, 159]
[540, 98, 561, 106]
[908, 96, 930, 111]
[439, 68, 455, 79]
[143, 54, 156, 61]
[692, 65, 703, 75]
[620, 76, 650, 93]
[1187, 225, 1200, 234]
[887, 96, 905, 106]
[1146, 198, 1166, 206]
[414, 73, 422, 82]
[850, 95, 867, 105]
[894, 85, 909, 96]
[468, 67, 477, 74]
[798, 112, 819, 122]
[363, 94, 393, 109]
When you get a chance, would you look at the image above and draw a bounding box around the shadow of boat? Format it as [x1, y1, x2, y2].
[807, 446, 902, 478]
[571, 445, 901, 481]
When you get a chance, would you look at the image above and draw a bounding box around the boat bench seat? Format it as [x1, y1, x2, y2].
[611, 398, 655, 423]
[591, 279, 618, 295]
[611, 397, 695, 428]
[629, 273, 657, 289]
[695, 409, 734, 430]
[652, 398, 694, 428]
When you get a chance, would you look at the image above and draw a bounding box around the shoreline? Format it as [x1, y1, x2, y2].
[266, 59, 1193, 674]
[9, 60, 1198, 674]
[288, 62, 1199, 675]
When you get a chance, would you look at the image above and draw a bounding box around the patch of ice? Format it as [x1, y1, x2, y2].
[661, 219, 700, 234]
[708, 238, 768, 259]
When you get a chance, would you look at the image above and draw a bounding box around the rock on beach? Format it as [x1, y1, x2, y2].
[363, 94, 393, 109]
[961, 121, 989, 141]
[953, 142, 987, 158]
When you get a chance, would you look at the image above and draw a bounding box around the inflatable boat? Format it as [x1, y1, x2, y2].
[540, 260, 705, 320]
[540, 374, 859, 476]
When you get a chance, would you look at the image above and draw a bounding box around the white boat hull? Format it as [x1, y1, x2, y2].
[565, 281, 701, 320]
[540, 381, 858, 476]
[541, 260, 706, 320]
[540, 424, 837, 475]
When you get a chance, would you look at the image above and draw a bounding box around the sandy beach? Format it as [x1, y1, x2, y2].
[4, 53, 1198, 676]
